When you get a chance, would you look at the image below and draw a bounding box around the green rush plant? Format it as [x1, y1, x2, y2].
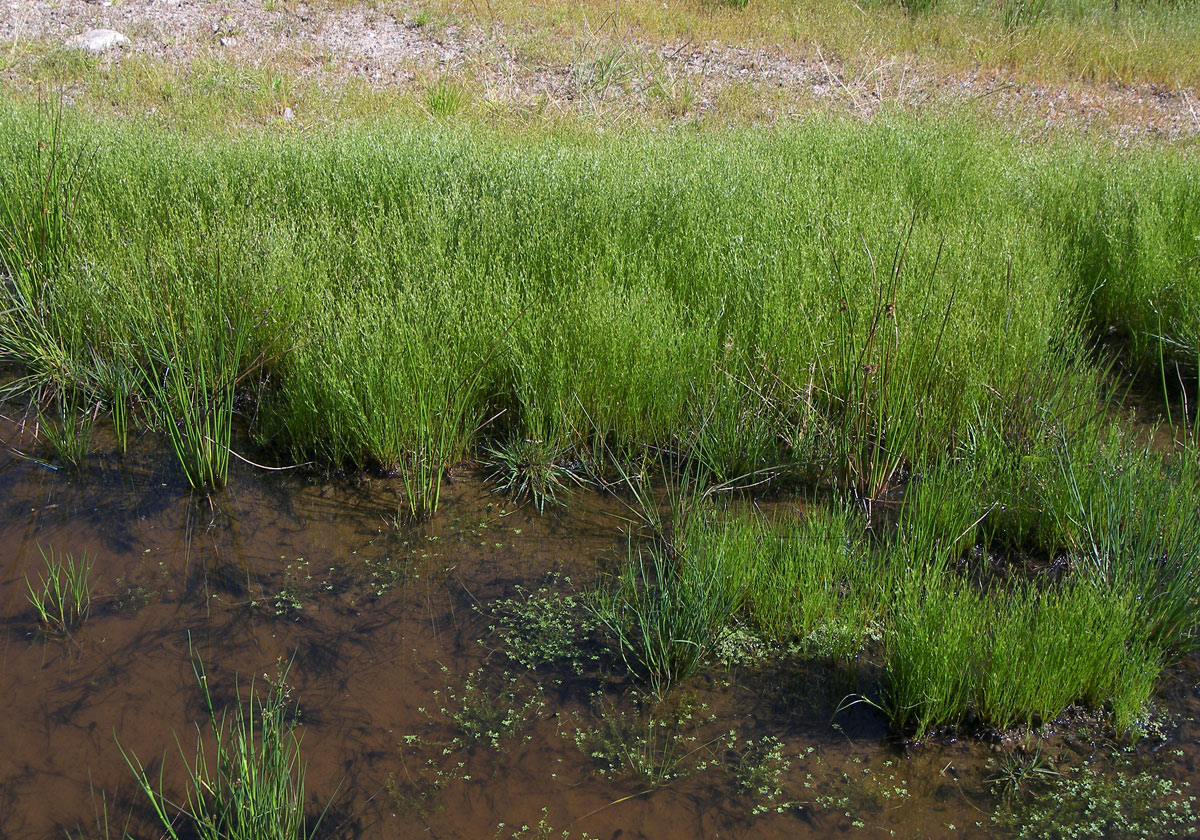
[86, 349, 139, 453]
[423, 77, 467, 119]
[0, 100, 90, 395]
[36, 386, 95, 468]
[883, 575, 982, 738]
[1003, 0, 1053, 30]
[820, 218, 959, 519]
[120, 651, 333, 840]
[590, 537, 747, 695]
[2, 106, 1199, 524]
[127, 253, 288, 492]
[397, 338, 491, 521]
[132, 286, 246, 491]
[25, 545, 93, 634]
[685, 507, 880, 659]
[977, 579, 1161, 733]
[1052, 432, 1200, 656]
[482, 434, 585, 513]
[884, 563, 1165, 736]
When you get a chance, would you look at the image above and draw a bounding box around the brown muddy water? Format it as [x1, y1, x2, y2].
[2, 418, 1199, 840]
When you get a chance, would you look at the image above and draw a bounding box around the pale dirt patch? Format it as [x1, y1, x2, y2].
[4, 0, 1199, 139]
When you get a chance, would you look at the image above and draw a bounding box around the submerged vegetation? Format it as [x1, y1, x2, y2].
[993, 759, 1200, 840]
[119, 653, 328, 840]
[25, 545, 93, 634]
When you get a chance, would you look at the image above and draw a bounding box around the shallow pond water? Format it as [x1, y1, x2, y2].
[1, 417, 1198, 840]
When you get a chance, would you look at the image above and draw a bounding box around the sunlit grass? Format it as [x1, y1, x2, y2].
[0, 95, 1197, 747]
[119, 652, 333, 840]
[25, 545, 94, 635]
[1, 102, 1196, 497]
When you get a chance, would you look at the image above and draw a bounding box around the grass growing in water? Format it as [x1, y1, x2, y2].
[36, 386, 94, 468]
[25, 545, 93, 634]
[3, 101, 1200, 759]
[120, 653, 331, 840]
[482, 435, 584, 513]
[125, 254, 285, 491]
[10, 106, 1199, 495]
[820, 217, 958, 513]
[683, 507, 882, 660]
[0, 102, 89, 396]
[885, 574, 1164, 738]
[591, 538, 747, 695]
[1051, 431, 1200, 656]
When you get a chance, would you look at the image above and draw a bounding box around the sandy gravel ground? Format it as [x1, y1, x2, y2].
[4, 0, 1200, 139]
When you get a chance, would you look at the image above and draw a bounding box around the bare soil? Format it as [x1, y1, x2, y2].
[5, 0, 1200, 139]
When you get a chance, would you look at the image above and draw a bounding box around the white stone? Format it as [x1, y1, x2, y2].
[67, 29, 131, 54]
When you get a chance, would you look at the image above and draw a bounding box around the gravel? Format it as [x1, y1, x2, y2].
[4, 0, 1198, 139]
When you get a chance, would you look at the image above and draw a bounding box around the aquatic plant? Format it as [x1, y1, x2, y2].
[25, 545, 93, 634]
[986, 746, 1060, 803]
[427, 666, 544, 750]
[487, 577, 599, 672]
[590, 537, 746, 695]
[721, 733, 798, 815]
[120, 653, 331, 840]
[36, 386, 94, 468]
[482, 435, 584, 513]
[993, 761, 1200, 840]
[498, 807, 596, 840]
[66, 782, 132, 840]
[572, 693, 717, 789]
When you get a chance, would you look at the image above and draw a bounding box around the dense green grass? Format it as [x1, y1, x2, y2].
[883, 421, 1199, 737]
[885, 572, 1164, 737]
[2, 102, 1198, 738]
[682, 507, 883, 660]
[2, 102, 1196, 505]
[631, 428, 1199, 738]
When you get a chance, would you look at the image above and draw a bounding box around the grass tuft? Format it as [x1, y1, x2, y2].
[25, 545, 93, 634]
[120, 652, 330, 840]
[36, 386, 94, 468]
[483, 436, 585, 513]
[591, 534, 746, 694]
